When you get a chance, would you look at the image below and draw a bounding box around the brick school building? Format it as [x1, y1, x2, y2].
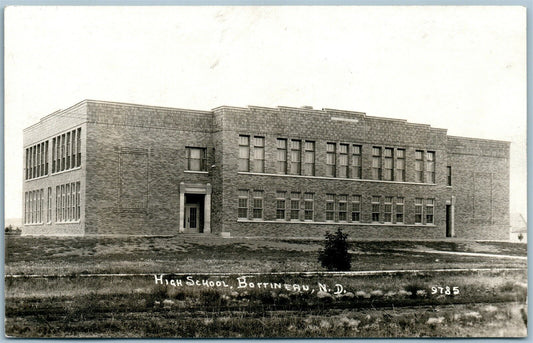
[22, 100, 510, 239]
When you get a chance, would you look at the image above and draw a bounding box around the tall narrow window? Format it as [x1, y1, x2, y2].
[238, 135, 250, 172]
[290, 192, 300, 220]
[32, 146, 36, 178]
[338, 144, 348, 178]
[303, 141, 315, 176]
[76, 182, 81, 220]
[45, 141, 49, 175]
[52, 138, 56, 173]
[326, 143, 336, 177]
[186, 147, 207, 171]
[289, 140, 301, 175]
[396, 197, 404, 223]
[426, 199, 434, 224]
[384, 148, 393, 181]
[351, 145, 362, 179]
[276, 139, 287, 174]
[76, 128, 81, 167]
[415, 150, 424, 182]
[252, 136, 265, 173]
[415, 198, 423, 224]
[66, 183, 71, 221]
[351, 195, 361, 222]
[56, 136, 61, 172]
[395, 149, 405, 182]
[252, 190, 264, 219]
[56, 186, 60, 222]
[326, 194, 335, 221]
[36, 144, 40, 178]
[71, 129, 77, 168]
[25, 149, 29, 180]
[61, 134, 65, 171]
[238, 189, 248, 219]
[426, 151, 435, 183]
[61, 184, 65, 222]
[384, 196, 393, 223]
[66, 132, 71, 170]
[47, 187, 52, 223]
[447, 166, 452, 186]
[29, 191, 32, 223]
[71, 183, 76, 221]
[304, 193, 314, 220]
[371, 196, 381, 222]
[372, 147, 382, 180]
[338, 195, 348, 221]
[275, 191, 286, 220]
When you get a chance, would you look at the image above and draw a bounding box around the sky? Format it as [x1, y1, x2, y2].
[4, 6, 527, 220]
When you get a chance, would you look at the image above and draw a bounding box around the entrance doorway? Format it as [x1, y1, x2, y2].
[185, 204, 200, 232]
[183, 193, 204, 233]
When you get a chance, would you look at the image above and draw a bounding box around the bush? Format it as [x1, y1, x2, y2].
[318, 229, 351, 271]
[5, 225, 21, 236]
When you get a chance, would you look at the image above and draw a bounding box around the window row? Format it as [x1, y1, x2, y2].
[52, 128, 81, 173]
[24, 189, 45, 224]
[25, 142, 49, 180]
[237, 191, 435, 225]
[56, 182, 81, 222]
[24, 128, 82, 180]
[238, 135, 436, 184]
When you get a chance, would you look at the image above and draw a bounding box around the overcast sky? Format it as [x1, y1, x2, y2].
[4, 6, 526, 220]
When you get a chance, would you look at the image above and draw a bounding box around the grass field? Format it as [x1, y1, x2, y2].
[4, 235, 528, 338]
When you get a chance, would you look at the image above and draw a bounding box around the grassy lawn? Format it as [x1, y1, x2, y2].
[4, 235, 528, 337]
[5, 235, 527, 275]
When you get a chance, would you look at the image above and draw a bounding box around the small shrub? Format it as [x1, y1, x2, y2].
[318, 229, 351, 271]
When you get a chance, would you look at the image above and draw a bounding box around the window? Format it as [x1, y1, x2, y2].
[351, 195, 361, 222]
[396, 197, 404, 223]
[395, 149, 405, 182]
[303, 141, 315, 176]
[45, 141, 49, 175]
[61, 184, 65, 221]
[276, 139, 287, 174]
[326, 194, 335, 221]
[338, 144, 349, 178]
[252, 190, 264, 219]
[76, 182, 81, 220]
[238, 189, 248, 219]
[415, 150, 424, 182]
[290, 192, 300, 220]
[276, 191, 286, 220]
[71, 129, 76, 169]
[304, 193, 314, 220]
[66, 183, 71, 221]
[326, 143, 336, 177]
[372, 147, 382, 180]
[25, 141, 50, 180]
[371, 196, 381, 222]
[447, 166, 452, 186]
[56, 136, 61, 173]
[71, 183, 76, 221]
[61, 134, 65, 171]
[426, 199, 434, 224]
[384, 196, 393, 223]
[426, 151, 435, 183]
[289, 140, 301, 175]
[66, 132, 71, 170]
[415, 198, 423, 224]
[238, 135, 250, 172]
[338, 195, 348, 221]
[351, 145, 362, 179]
[384, 148, 393, 181]
[186, 147, 207, 171]
[56, 186, 60, 222]
[52, 138, 56, 173]
[47, 187, 52, 223]
[252, 137, 265, 173]
[76, 128, 81, 167]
